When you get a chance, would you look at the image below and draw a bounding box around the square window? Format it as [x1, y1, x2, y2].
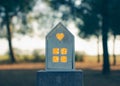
[60, 56, 67, 63]
[61, 48, 67, 55]
[53, 56, 59, 63]
[53, 48, 59, 55]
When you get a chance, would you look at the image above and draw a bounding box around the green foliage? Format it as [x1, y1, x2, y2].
[0, 0, 36, 29]
[0, 0, 35, 13]
[0, 54, 45, 63]
[32, 50, 45, 62]
[33, 54, 45, 62]
[1, 49, 45, 63]
[75, 52, 85, 62]
[0, 0, 36, 35]
[0, 55, 11, 64]
[48, 0, 120, 37]
[0, 28, 7, 38]
[109, 0, 120, 35]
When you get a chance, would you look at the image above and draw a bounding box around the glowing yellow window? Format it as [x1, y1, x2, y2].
[61, 48, 67, 55]
[53, 48, 59, 55]
[60, 56, 67, 63]
[53, 56, 59, 63]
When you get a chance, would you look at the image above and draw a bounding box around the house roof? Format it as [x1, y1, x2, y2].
[46, 22, 74, 39]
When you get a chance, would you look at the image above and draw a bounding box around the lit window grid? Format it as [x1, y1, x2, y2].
[52, 48, 59, 55]
[52, 48, 68, 63]
[61, 48, 67, 55]
[60, 56, 67, 63]
[52, 56, 59, 63]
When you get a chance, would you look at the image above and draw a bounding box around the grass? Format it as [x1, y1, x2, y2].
[0, 55, 120, 86]
[0, 69, 120, 86]
[0, 70, 37, 86]
[83, 69, 120, 86]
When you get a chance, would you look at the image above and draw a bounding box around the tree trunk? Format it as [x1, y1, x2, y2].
[102, 0, 110, 74]
[5, 10, 15, 63]
[97, 36, 100, 63]
[113, 35, 116, 66]
[102, 28, 110, 74]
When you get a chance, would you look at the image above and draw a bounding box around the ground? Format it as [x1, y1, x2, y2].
[0, 56, 120, 86]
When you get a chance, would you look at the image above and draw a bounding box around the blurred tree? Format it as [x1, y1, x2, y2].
[112, 35, 116, 66]
[53, 0, 102, 63]
[13, 14, 33, 36]
[47, 0, 120, 74]
[48, 0, 110, 73]
[78, 0, 111, 74]
[83, 0, 120, 73]
[109, 0, 120, 66]
[77, 9, 101, 63]
[0, 0, 36, 63]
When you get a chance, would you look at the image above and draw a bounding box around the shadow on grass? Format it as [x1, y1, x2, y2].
[0, 69, 120, 86]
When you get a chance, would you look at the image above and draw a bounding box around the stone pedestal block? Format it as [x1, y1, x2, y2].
[37, 70, 83, 86]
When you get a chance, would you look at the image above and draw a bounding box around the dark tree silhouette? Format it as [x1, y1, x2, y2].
[76, 8, 101, 63]
[47, 0, 120, 74]
[76, 0, 110, 74]
[109, 0, 120, 66]
[113, 35, 116, 66]
[46, 0, 120, 74]
[101, 0, 110, 74]
[0, 0, 36, 63]
[78, 0, 120, 72]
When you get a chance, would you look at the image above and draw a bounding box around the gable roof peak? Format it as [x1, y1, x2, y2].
[47, 22, 74, 38]
[55, 22, 65, 29]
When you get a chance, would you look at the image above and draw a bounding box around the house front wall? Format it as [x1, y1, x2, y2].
[46, 24, 74, 71]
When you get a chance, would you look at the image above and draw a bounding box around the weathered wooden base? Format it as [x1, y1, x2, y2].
[37, 70, 83, 86]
